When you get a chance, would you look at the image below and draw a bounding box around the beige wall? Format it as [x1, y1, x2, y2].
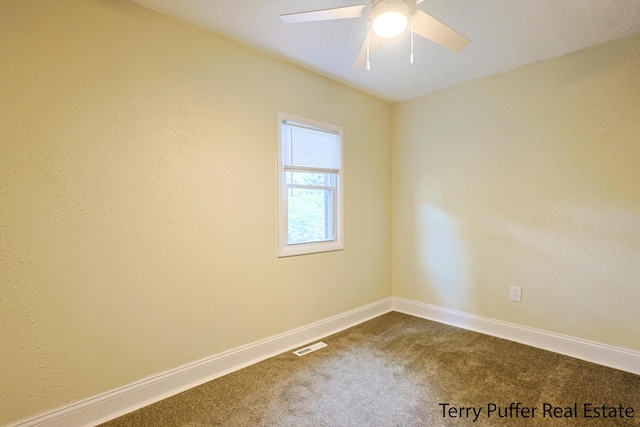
[0, 0, 391, 423]
[392, 33, 640, 352]
[3, 0, 639, 424]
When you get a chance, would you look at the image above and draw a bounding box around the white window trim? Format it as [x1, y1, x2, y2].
[277, 112, 344, 257]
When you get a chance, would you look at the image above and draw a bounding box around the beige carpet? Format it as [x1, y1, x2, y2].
[100, 312, 640, 426]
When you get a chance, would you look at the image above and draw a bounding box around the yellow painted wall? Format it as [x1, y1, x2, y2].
[3, 0, 639, 424]
[0, 0, 391, 423]
[392, 33, 640, 351]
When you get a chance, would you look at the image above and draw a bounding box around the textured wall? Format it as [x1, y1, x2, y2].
[392, 33, 640, 351]
[0, 0, 391, 424]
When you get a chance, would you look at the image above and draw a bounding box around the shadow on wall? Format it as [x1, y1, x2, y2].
[485, 203, 640, 287]
[470, 200, 640, 341]
[416, 204, 473, 308]
[411, 195, 639, 345]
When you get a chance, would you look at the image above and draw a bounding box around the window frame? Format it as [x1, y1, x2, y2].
[277, 112, 344, 257]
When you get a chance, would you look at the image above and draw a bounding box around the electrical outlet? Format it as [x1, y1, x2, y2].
[509, 286, 522, 302]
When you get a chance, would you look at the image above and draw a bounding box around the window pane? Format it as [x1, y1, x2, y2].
[287, 186, 334, 244]
[277, 113, 343, 257]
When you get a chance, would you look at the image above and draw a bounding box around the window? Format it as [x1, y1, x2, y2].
[277, 113, 343, 257]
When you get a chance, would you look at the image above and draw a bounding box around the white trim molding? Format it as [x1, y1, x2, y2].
[11, 296, 639, 427]
[9, 298, 392, 427]
[392, 296, 640, 376]
[276, 112, 344, 258]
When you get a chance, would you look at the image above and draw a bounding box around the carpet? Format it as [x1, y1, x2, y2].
[100, 312, 640, 426]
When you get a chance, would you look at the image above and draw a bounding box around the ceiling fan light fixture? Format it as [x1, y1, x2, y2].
[371, 0, 410, 39]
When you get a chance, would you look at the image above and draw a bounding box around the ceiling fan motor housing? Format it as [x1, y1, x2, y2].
[371, 0, 410, 38]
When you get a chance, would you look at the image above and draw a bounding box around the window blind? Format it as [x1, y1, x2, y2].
[282, 121, 340, 173]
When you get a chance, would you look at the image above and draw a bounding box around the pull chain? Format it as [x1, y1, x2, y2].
[410, 15, 414, 64]
[366, 20, 371, 71]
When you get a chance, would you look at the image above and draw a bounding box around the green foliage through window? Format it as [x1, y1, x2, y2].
[278, 113, 342, 256]
[286, 172, 336, 244]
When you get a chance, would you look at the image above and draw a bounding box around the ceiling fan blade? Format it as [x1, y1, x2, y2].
[411, 9, 470, 52]
[281, 4, 367, 24]
[353, 33, 382, 70]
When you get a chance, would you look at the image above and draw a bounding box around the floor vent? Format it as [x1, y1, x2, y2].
[293, 341, 327, 356]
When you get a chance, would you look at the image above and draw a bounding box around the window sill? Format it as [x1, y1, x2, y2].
[278, 241, 344, 257]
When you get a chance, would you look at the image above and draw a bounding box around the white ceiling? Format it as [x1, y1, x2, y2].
[129, 0, 640, 102]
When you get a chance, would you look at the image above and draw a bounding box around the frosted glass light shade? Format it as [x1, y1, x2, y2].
[371, 0, 409, 39]
[373, 11, 408, 38]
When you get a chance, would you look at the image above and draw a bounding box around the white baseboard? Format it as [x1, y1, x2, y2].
[392, 296, 640, 376]
[11, 296, 638, 427]
[10, 298, 392, 427]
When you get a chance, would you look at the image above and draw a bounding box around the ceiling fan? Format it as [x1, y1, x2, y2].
[280, 0, 470, 70]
